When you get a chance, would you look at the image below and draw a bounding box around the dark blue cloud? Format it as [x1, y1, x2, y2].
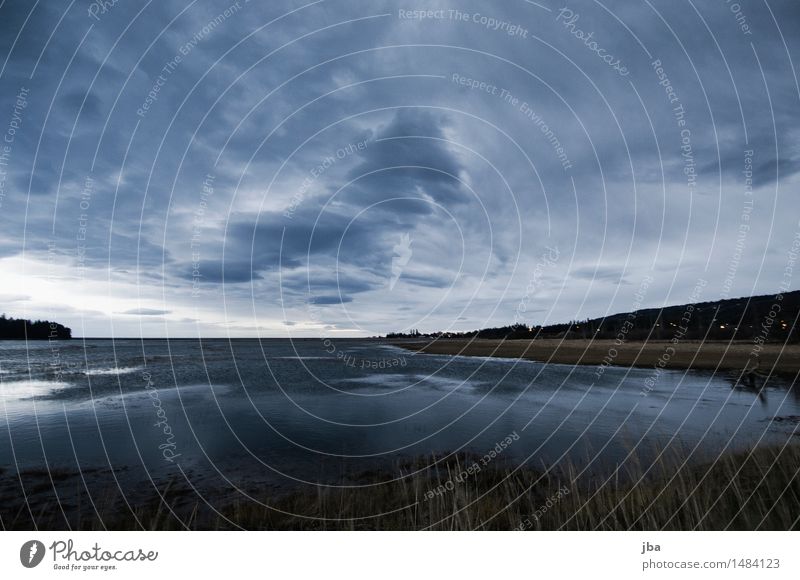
[309, 295, 353, 305]
[120, 308, 171, 316]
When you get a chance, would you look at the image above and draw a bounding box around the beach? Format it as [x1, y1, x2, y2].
[393, 338, 800, 375]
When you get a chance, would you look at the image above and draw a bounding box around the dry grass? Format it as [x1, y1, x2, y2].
[4, 445, 798, 530]
[396, 338, 800, 375]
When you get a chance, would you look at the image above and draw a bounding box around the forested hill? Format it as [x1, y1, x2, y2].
[387, 290, 800, 343]
[0, 315, 72, 339]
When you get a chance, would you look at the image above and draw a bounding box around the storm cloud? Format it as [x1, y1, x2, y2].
[0, 0, 797, 337]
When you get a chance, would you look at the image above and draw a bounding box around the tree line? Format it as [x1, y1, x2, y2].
[386, 291, 800, 343]
[0, 314, 72, 339]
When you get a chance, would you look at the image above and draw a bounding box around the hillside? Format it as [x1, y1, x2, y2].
[387, 290, 799, 343]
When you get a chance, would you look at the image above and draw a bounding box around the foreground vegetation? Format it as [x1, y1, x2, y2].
[3, 444, 798, 530]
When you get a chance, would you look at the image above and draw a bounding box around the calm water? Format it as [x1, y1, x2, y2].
[0, 339, 798, 494]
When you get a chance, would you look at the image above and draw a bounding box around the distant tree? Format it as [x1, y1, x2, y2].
[383, 291, 800, 343]
[0, 314, 71, 340]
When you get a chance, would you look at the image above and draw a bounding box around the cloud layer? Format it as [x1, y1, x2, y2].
[0, 0, 797, 337]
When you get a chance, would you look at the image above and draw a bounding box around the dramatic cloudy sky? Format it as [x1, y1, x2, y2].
[0, 0, 797, 337]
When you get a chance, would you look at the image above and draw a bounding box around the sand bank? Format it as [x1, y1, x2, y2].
[393, 338, 800, 376]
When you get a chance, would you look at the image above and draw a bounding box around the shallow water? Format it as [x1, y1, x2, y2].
[0, 339, 798, 494]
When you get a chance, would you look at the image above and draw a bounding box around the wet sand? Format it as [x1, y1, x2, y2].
[392, 338, 800, 376]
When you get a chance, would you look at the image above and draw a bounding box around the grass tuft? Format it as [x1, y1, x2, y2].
[2, 445, 798, 530]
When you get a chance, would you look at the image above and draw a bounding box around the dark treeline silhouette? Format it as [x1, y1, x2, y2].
[0, 314, 72, 339]
[387, 291, 800, 343]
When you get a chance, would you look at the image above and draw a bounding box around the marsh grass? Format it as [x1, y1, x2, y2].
[2, 445, 798, 530]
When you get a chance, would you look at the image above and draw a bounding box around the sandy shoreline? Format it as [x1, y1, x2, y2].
[391, 338, 800, 376]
